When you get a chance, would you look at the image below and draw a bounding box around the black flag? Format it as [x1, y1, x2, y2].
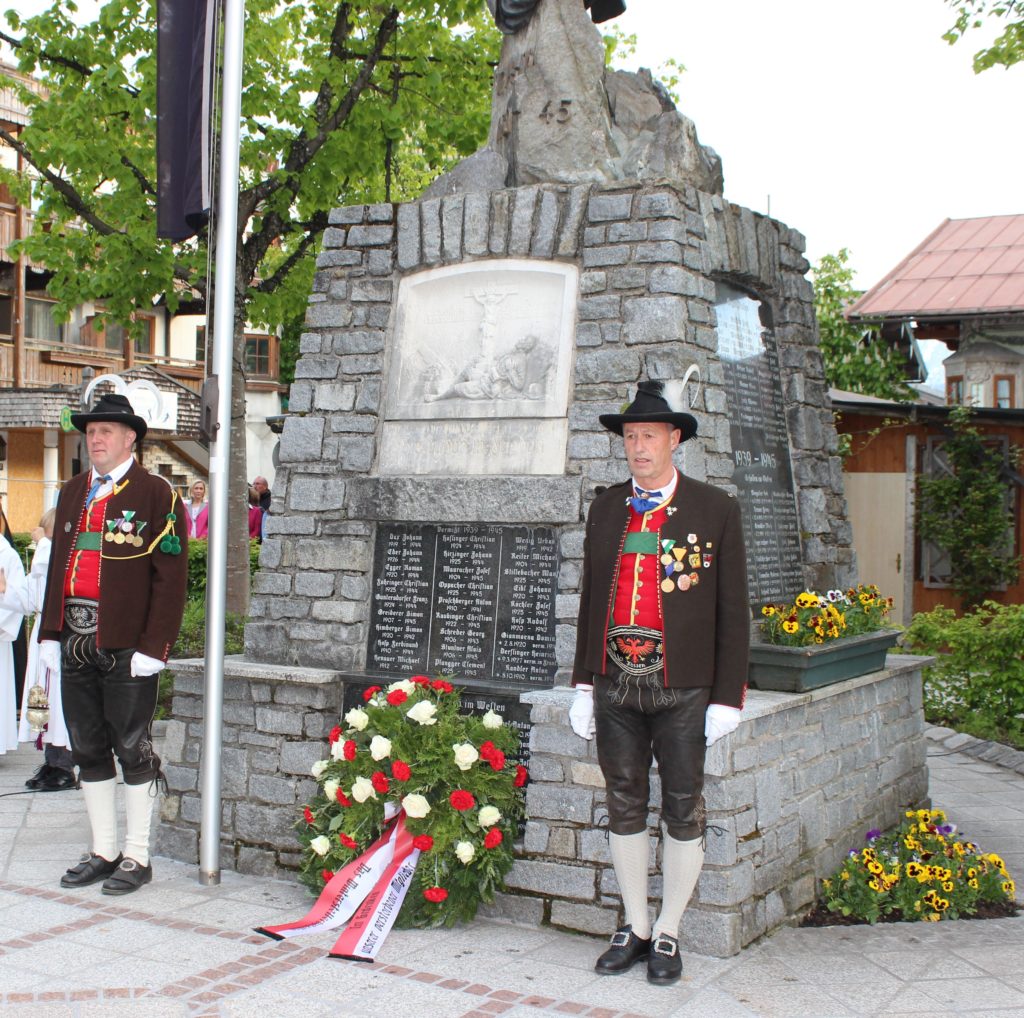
[156, 0, 217, 241]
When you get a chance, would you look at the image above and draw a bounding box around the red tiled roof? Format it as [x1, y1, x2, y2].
[847, 214, 1024, 320]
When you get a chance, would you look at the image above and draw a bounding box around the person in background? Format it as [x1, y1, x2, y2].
[0, 507, 28, 714]
[0, 509, 76, 790]
[0, 526, 27, 757]
[185, 480, 208, 539]
[252, 475, 271, 513]
[247, 486, 263, 541]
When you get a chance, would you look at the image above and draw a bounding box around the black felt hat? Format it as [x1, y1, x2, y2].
[71, 392, 147, 442]
[599, 380, 698, 440]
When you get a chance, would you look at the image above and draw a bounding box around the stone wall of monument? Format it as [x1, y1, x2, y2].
[245, 180, 854, 670]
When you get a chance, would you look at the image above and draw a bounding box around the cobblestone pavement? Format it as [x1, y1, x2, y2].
[1, 734, 1022, 1018]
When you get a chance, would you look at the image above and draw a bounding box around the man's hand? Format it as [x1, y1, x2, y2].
[130, 651, 166, 678]
[39, 640, 61, 673]
[705, 703, 742, 746]
[569, 685, 596, 740]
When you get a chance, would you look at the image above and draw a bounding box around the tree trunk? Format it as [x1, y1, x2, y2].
[225, 308, 252, 616]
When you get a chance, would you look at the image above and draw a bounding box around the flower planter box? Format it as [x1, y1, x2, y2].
[747, 630, 901, 692]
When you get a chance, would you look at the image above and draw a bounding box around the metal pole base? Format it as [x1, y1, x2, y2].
[198, 869, 222, 886]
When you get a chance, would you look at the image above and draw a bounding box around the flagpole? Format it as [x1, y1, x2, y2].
[199, 0, 245, 886]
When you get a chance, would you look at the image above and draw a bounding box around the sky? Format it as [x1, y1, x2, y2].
[619, 0, 1024, 291]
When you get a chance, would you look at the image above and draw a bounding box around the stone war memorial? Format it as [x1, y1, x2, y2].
[160, 0, 928, 957]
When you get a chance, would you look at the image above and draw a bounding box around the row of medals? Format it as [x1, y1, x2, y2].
[105, 523, 145, 547]
[660, 542, 713, 593]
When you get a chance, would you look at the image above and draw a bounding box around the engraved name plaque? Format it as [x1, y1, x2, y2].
[368, 523, 560, 687]
[715, 282, 805, 604]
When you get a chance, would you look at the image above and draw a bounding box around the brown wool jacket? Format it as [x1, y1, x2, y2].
[572, 471, 751, 708]
[39, 461, 189, 661]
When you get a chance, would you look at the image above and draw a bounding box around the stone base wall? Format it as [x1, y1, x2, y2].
[159, 656, 927, 957]
[494, 656, 928, 957]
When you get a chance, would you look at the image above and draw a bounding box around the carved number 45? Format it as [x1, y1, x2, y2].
[539, 99, 572, 124]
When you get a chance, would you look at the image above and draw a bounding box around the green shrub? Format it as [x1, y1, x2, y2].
[904, 601, 1024, 749]
[186, 538, 262, 599]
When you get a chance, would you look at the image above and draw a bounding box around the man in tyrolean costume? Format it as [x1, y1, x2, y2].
[38, 393, 188, 894]
[570, 380, 750, 984]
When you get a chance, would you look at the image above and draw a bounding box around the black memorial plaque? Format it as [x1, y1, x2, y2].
[368, 523, 560, 687]
[715, 282, 804, 605]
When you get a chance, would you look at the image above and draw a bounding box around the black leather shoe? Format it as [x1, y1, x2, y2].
[25, 764, 54, 790]
[101, 858, 153, 896]
[39, 768, 78, 792]
[595, 925, 651, 975]
[647, 933, 682, 985]
[61, 852, 123, 888]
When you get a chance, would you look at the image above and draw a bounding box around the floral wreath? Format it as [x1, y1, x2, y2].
[297, 675, 527, 927]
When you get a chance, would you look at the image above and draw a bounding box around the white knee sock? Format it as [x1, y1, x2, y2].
[123, 780, 157, 866]
[81, 778, 118, 861]
[609, 830, 651, 939]
[653, 831, 704, 938]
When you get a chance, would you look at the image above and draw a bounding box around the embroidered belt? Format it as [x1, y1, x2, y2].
[64, 597, 99, 635]
[606, 624, 664, 677]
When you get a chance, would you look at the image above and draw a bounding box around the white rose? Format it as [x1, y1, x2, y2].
[370, 735, 392, 761]
[455, 841, 476, 865]
[407, 701, 438, 726]
[402, 793, 431, 819]
[330, 739, 346, 761]
[388, 679, 416, 695]
[478, 805, 501, 828]
[344, 707, 369, 731]
[309, 835, 331, 856]
[323, 779, 339, 803]
[311, 760, 329, 780]
[452, 742, 479, 771]
[351, 776, 377, 803]
[481, 710, 503, 729]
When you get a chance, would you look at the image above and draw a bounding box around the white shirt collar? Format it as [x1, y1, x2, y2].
[631, 469, 678, 505]
[92, 456, 135, 485]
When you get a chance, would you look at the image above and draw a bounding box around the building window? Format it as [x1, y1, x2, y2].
[196, 325, 207, 364]
[968, 381, 984, 406]
[994, 376, 1015, 409]
[25, 297, 63, 343]
[245, 333, 277, 379]
[946, 375, 964, 405]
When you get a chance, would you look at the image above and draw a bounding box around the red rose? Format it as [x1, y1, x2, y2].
[479, 740, 496, 760]
[449, 789, 475, 811]
[363, 685, 382, 702]
[423, 886, 448, 903]
[339, 832, 358, 850]
[343, 740, 357, 761]
[412, 835, 434, 852]
[514, 765, 528, 788]
[484, 829, 503, 849]
[386, 689, 408, 706]
[391, 760, 411, 782]
[488, 749, 506, 771]
[371, 771, 390, 794]
[303, 806, 314, 825]
[411, 675, 431, 686]
[329, 725, 342, 744]
[336, 788, 352, 807]
[321, 869, 334, 882]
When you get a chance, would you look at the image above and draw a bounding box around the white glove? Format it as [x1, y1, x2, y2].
[569, 685, 596, 740]
[130, 651, 166, 677]
[39, 640, 61, 673]
[705, 703, 742, 746]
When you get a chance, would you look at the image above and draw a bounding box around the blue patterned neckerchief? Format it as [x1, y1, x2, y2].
[629, 487, 663, 514]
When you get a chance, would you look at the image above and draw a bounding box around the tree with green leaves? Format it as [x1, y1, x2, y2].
[0, 0, 499, 610]
[918, 404, 1021, 608]
[811, 249, 915, 401]
[944, 0, 1024, 71]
